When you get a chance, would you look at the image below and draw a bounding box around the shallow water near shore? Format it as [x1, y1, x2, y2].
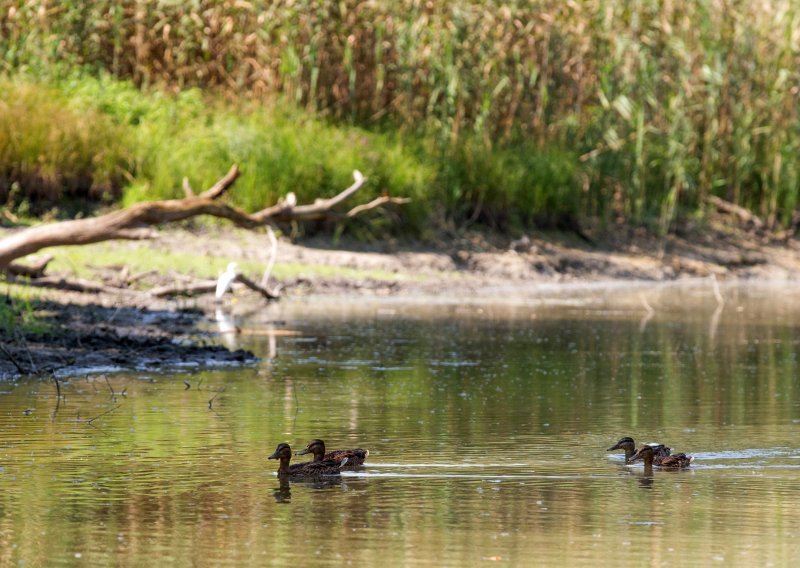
[1, 282, 799, 566]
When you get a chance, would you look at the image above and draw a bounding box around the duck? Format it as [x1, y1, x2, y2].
[607, 436, 672, 464]
[294, 438, 369, 467]
[268, 443, 347, 477]
[629, 444, 693, 469]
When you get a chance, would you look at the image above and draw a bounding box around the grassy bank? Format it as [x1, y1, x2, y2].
[2, 1, 800, 233]
[0, 287, 49, 337]
[1, 75, 578, 234]
[0, 76, 437, 234]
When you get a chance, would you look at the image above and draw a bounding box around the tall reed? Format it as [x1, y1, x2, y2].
[2, 1, 799, 229]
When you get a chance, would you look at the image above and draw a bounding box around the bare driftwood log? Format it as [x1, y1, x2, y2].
[0, 166, 408, 270]
[7, 275, 143, 295]
[7, 254, 54, 278]
[705, 195, 764, 229]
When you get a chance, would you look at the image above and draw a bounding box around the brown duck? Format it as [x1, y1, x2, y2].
[268, 443, 347, 477]
[629, 444, 693, 469]
[294, 439, 369, 467]
[607, 436, 672, 464]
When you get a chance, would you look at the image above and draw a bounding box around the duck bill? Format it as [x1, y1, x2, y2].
[268, 452, 279, 460]
[294, 448, 312, 456]
[607, 444, 622, 451]
[628, 452, 642, 462]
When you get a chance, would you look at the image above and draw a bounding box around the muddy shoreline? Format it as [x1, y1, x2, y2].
[0, 299, 256, 379]
[2, 221, 799, 378]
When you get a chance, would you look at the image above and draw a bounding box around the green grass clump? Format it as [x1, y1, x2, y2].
[0, 289, 49, 337]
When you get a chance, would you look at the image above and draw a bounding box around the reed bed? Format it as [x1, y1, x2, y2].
[2, 0, 800, 231]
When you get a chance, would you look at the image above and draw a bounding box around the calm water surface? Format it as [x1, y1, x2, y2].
[1, 282, 800, 566]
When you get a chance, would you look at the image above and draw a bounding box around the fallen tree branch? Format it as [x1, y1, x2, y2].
[236, 273, 281, 300]
[705, 195, 764, 229]
[0, 167, 402, 271]
[7, 275, 143, 295]
[7, 254, 54, 278]
[149, 280, 218, 298]
[346, 195, 411, 218]
[149, 272, 281, 300]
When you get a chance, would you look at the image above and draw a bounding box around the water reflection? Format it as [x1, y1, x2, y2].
[273, 478, 292, 503]
[1, 284, 800, 565]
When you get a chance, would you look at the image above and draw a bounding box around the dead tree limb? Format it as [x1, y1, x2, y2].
[705, 195, 764, 229]
[148, 272, 280, 300]
[236, 273, 281, 300]
[7, 254, 54, 278]
[6, 275, 143, 295]
[0, 167, 399, 270]
[149, 280, 218, 298]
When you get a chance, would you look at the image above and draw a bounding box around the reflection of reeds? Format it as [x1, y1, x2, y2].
[3, 1, 800, 227]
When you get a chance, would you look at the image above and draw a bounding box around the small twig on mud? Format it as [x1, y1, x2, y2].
[197, 378, 204, 391]
[12, 331, 37, 375]
[0, 343, 27, 375]
[184, 380, 191, 390]
[87, 404, 121, 424]
[53, 375, 62, 398]
[208, 387, 226, 409]
[106, 306, 123, 324]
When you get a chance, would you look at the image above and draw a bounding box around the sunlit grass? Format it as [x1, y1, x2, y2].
[0, 285, 50, 336]
[45, 240, 427, 286]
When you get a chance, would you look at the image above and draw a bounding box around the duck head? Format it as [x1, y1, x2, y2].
[268, 443, 292, 461]
[607, 436, 636, 460]
[295, 439, 326, 461]
[629, 444, 655, 466]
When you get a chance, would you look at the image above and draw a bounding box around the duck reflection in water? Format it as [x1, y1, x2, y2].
[272, 474, 349, 504]
[632, 464, 655, 489]
[273, 478, 292, 503]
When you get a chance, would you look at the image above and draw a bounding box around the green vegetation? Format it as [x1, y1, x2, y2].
[47, 238, 429, 284]
[0, 287, 49, 336]
[0, 76, 435, 235]
[2, 0, 800, 234]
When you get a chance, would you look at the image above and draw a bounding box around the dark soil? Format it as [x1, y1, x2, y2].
[0, 299, 255, 378]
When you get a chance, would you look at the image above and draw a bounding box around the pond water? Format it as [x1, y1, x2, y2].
[1, 282, 800, 566]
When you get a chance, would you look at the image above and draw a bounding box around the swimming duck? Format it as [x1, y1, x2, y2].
[268, 443, 347, 477]
[629, 444, 693, 469]
[294, 439, 369, 467]
[607, 437, 672, 463]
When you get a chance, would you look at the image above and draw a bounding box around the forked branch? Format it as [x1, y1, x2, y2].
[0, 167, 404, 270]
